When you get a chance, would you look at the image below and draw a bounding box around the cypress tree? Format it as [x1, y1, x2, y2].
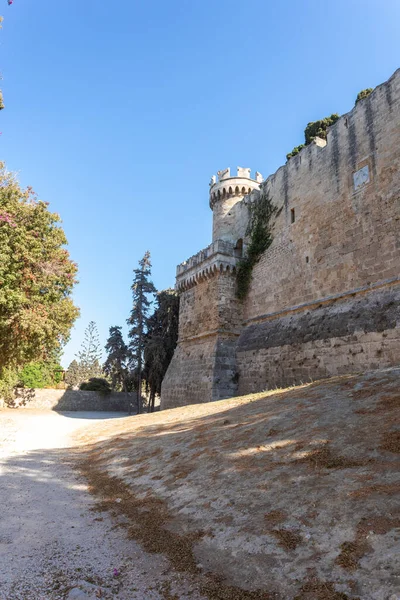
[127, 251, 156, 413]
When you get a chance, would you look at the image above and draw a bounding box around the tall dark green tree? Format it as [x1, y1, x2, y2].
[65, 359, 81, 389]
[127, 251, 156, 413]
[104, 326, 129, 391]
[143, 289, 179, 412]
[76, 321, 102, 383]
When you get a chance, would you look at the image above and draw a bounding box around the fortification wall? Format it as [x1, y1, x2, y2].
[245, 69, 399, 319]
[162, 69, 400, 408]
[236, 69, 400, 393]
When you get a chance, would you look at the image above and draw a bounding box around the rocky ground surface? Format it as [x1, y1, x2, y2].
[1, 369, 399, 600]
[75, 368, 400, 600]
[0, 411, 205, 600]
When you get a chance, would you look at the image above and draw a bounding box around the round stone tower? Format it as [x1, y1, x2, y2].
[209, 167, 263, 242]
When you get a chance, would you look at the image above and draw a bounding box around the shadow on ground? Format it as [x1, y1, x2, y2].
[75, 368, 400, 600]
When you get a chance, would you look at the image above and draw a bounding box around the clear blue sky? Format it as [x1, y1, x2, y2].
[1, 0, 399, 367]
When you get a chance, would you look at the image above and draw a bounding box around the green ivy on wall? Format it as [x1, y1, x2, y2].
[236, 190, 278, 300]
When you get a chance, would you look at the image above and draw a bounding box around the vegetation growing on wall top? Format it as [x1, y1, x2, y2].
[355, 88, 373, 104]
[287, 114, 340, 160]
[236, 190, 278, 300]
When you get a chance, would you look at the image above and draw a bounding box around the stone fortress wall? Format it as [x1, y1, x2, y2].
[161, 69, 400, 409]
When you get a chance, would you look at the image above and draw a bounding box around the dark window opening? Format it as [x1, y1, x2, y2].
[291, 208, 296, 224]
[306, 256, 309, 263]
[234, 238, 243, 258]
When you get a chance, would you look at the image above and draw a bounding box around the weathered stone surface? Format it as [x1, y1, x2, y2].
[161, 68, 400, 408]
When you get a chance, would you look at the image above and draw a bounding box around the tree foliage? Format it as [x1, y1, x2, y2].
[143, 289, 179, 411]
[287, 114, 340, 160]
[127, 251, 156, 413]
[75, 321, 102, 383]
[80, 377, 111, 395]
[65, 359, 81, 389]
[304, 114, 340, 144]
[355, 88, 373, 104]
[19, 359, 63, 389]
[104, 325, 129, 391]
[0, 164, 79, 390]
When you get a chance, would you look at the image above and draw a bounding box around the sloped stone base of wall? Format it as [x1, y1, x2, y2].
[1, 389, 135, 411]
[237, 284, 400, 394]
[161, 334, 239, 410]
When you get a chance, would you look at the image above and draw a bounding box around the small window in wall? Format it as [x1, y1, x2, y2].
[291, 208, 296, 224]
[234, 238, 243, 258]
[306, 256, 309, 263]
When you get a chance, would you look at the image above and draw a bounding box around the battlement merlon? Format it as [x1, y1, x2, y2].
[209, 167, 263, 209]
[175, 240, 240, 291]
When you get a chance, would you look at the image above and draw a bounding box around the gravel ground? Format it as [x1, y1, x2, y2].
[0, 410, 204, 600]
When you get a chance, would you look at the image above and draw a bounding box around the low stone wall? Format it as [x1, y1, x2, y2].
[1, 389, 135, 411]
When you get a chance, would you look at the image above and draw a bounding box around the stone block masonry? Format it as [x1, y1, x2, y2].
[161, 69, 400, 409]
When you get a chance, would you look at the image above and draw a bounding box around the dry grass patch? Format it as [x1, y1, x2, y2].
[295, 443, 364, 470]
[170, 463, 196, 480]
[270, 528, 303, 551]
[263, 510, 287, 525]
[380, 430, 400, 453]
[355, 392, 400, 415]
[335, 540, 371, 571]
[199, 575, 273, 600]
[350, 483, 400, 498]
[294, 578, 357, 599]
[357, 515, 400, 536]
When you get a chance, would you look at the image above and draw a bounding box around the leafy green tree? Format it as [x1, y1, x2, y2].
[127, 251, 156, 413]
[75, 321, 102, 383]
[80, 377, 111, 395]
[104, 326, 129, 391]
[143, 289, 179, 412]
[19, 358, 63, 388]
[0, 164, 79, 399]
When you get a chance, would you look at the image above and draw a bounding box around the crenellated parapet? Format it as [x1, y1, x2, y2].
[176, 239, 240, 291]
[209, 167, 262, 209]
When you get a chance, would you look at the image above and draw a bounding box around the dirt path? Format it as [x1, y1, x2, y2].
[0, 411, 203, 600]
